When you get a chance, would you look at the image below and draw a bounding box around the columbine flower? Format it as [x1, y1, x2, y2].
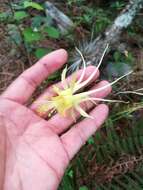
[35, 45, 132, 119]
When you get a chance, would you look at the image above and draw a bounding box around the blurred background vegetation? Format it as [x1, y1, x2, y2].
[1, 0, 143, 189]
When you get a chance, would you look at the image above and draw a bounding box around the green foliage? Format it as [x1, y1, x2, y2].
[79, 186, 89, 190]
[74, 7, 111, 34]
[1, 0, 61, 59]
[31, 16, 46, 29]
[23, 28, 43, 42]
[87, 137, 95, 145]
[10, 0, 44, 11]
[113, 51, 134, 64]
[23, 1, 44, 10]
[67, 0, 86, 6]
[14, 11, 29, 21]
[44, 26, 60, 39]
[68, 169, 74, 178]
[110, 1, 126, 10]
[34, 48, 52, 59]
[94, 9, 111, 34]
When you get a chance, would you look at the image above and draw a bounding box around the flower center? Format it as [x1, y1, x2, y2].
[51, 88, 75, 115]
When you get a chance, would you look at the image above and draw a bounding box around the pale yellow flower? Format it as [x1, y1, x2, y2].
[36, 45, 132, 119]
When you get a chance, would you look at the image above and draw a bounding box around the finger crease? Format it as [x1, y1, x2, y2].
[20, 75, 38, 89]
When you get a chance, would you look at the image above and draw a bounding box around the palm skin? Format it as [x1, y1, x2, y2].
[0, 49, 111, 190]
[0, 98, 70, 190]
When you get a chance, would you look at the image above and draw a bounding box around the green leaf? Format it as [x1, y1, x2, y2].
[44, 26, 60, 39]
[34, 48, 51, 59]
[31, 16, 45, 29]
[23, 28, 43, 43]
[87, 136, 94, 145]
[67, 170, 74, 178]
[14, 11, 29, 21]
[79, 186, 89, 190]
[24, 1, 44, 10]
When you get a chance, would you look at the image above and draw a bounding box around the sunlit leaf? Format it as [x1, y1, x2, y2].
[44, 26, 60, 39]
[23, 28, 43, 43]
[24, 1, 44, 10]
[14, 11, 29, 21]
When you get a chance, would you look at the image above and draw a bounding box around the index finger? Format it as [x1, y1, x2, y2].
[1, 49, 68, 104]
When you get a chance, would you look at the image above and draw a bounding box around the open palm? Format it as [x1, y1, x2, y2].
[0, 49, 111, 190]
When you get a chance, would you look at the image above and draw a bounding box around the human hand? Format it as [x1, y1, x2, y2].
[0, 49, 111, 190]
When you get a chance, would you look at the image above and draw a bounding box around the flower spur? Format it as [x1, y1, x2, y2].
[35, 45, 133, 120]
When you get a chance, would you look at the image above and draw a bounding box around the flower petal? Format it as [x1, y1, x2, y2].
[53, 86, 61, 95]
[75, 47, 86, 85]
[78, 71, 133, 97]
[61, 66, 68, 89]
[75, 105, 93, 119]
[73, 44, 109, 92]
